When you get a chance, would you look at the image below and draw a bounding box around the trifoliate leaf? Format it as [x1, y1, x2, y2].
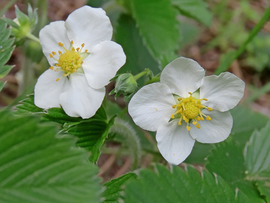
[0, 110, 102, 203]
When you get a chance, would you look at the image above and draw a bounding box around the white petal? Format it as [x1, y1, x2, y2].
[82, 41, 126, 89]
[128, 83, 175, 132]
[39, 21, 70, 66]
[156, 120, 195, 165]
[200, 72, 245, 112]
[34, 69, 67, 109]
[160, 57, 205, 98]
[190, 110, 233, 143]
[60, 73, 105, 119]
[65, 6, 112, 51]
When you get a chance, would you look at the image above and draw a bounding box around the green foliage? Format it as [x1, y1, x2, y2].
[205, 121, 270, 202]
[0, 20, 15, 81]
[129, 0, 180, 67]
[124, 164, 250, 203]
[206, 140, 264, 202]
[103, 173, 137, 203]
[215, 5, 270, 74]
[0, 110, 102, 203]
[245, 122, 270, 202]
[115, 14, 159, 75]
[16, 95, 112, 163]
[172, 0, 212, 26]
[0, 81, 5, 91]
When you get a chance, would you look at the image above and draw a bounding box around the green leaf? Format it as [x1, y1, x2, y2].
[0, 20, 15, 78]
[124, 164, 250, 203]
[115, 14, 160, 75]
[89, 117, 115, 163]
[103, 173, 137, 203]
[16, 95, 111, 163]
[0, 81, 5, 91]
[172, 0, 212, 26]
[0, 65, 14, 78]
[206, 140, 265, 202]
[0, 110, 102, 203]
[215, 5, 270, 74]
[245, 121, 270, 175]
[129, 0, 180, 67]
[230, 106, 269, 146]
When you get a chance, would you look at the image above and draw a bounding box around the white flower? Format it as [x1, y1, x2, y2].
[128, 57, 245, 165]
[34, 6, 126, 119]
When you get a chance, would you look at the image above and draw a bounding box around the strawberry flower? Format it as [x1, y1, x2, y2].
[34, 6, 126, 118]
[128, 57, 245, 165]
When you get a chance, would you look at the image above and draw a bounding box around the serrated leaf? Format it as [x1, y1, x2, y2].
[130, 0, 180, 67]
[244, 121, 270, 201]
[16, 95, 110, 163]
[206, 140, 265, 202]
[0, 20, 15, 78]
[172, 0, 212, 26]
[115, 14, 160, 75]
[124, 164, 250, 203]
[245, 121, 270, 175]
[103, 173, 136, 203]
[89, 117, 115, 163]
[0, 110, 102, 203]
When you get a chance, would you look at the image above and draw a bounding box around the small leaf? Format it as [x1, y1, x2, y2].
[16, 95, 111, 163]
[172, 0, 212, 26]
[129, 0, 180, 66]
[0, 110, 102, 203]
[124, 164, 250, 203]
[103, 173, 137, 203]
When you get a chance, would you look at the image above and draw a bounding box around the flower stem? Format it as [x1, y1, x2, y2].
[26, 33, 40, 43]
[134, 69, 150, 80]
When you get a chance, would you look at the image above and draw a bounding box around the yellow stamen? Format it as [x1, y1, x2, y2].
[171, 114, 175, 119]
[56, 78, 60, 81]
[208, 107, 213, 111]
[81, 43, 85, 47]
[196, 124, 200, 129]
[76, 47, 80, 51]
[71, 40, 73, 44]
[49, 66, 54, 70]
[52, 51, 56, 55]
[49, 53, 53, 58]
[186, 126, 191, 131]
[58, 42, 64, 47]
[58, 51, 62, 54]
[206, 116, 211, 121]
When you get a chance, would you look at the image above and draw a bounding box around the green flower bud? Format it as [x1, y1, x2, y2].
[111, 73, 138, 98]
[8, 4, 38, 41]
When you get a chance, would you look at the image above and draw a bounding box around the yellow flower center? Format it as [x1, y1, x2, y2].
[48, 41, 89, 81]
[170, 92, 213, 131]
